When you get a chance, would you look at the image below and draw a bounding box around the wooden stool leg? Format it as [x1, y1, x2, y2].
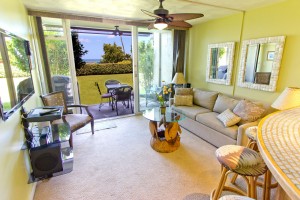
[213, 166, 228, 200]
[263, 169, 272, 200]
[248, 176, 257, 199]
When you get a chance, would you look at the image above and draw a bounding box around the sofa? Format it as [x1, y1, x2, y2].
[170, 88, 273, 148]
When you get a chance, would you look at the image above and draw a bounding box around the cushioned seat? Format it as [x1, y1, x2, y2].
[219, 195, 254, 200]
[212, 145, 267, 200]
[172, 105, 211, 120]
[53, 114, 93, 132]
[245, 126, 257, 141]
[196, 112, 238, 140]
[216, 145, 267, 176]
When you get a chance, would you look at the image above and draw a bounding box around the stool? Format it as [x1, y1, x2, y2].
[211, 145, 267, 200]
[218, 195, 255, 200]
[231, 126, 278, 200]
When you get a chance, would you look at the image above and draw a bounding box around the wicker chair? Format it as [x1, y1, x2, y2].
[40, 91, 94, 147]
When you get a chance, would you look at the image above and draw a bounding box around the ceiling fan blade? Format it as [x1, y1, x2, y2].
[141, 9, 163, 19]
[148, 23, 155, 30]
[168, 21, 192, 28]
[168, 13, 204, 21]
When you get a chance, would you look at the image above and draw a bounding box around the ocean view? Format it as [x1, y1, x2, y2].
[83, 58, 101, 63]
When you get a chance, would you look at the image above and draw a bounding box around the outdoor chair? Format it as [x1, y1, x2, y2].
[105, 79, 120, 93]
[95, 82, 113, 110]
[40, 91, 94, 147]
[112, 85, 133, 115]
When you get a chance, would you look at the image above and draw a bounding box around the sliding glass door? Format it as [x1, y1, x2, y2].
[136, 28, 173, 112]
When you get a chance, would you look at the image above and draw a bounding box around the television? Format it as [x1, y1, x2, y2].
[0, 28, 34, 120]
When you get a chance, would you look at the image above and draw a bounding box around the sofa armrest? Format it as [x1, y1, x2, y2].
[169, 98, 174, 107]
[237, 121, 259, 146]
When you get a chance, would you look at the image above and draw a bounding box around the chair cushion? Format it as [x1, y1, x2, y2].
[175, 88, 193, 95]
[196, 112, 238, 140]
[233, 100, 266, 125]
[193, 89, 218, 110]
[172, 105, 211, 120]
[216, 145, 267, 176]
[53, 114, 92, 132]
[217, 109, 241, 127]
[246, 126, 258, 141]
[174, 95, 193, 106]
[219, 195, 255, 200]
[213, 94, 240, 113]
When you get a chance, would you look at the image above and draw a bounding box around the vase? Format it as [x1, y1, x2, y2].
[160, 106, 166, 114]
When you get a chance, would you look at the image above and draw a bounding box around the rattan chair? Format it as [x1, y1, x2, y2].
[40, 91, 94, 147]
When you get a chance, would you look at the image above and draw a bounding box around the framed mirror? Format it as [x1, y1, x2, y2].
[0, 28, 34, 121]
[206, 42, 235, 85]
[237, 36, 285, 92]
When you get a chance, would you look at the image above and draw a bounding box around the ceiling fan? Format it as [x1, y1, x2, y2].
[141, 0, 204, 30]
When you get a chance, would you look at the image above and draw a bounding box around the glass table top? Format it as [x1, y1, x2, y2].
[143, 107, 185, 123]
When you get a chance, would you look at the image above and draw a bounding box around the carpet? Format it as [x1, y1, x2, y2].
[76, 120, 117, 134]
[34, 116, 273, 200]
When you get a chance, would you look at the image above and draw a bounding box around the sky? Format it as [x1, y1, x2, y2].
[78, 33, 132, 61]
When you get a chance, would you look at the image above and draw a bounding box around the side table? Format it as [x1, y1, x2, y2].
[143, 107, 185, 153]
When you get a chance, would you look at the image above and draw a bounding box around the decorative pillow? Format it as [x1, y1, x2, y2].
[233, 100, 266, 124]
[213, 94, 240, 113]
[217, 109, 241, 127]
[175, 88, 193, 96]
[174, 95, 193, 106]
[193, 89, 218, 110]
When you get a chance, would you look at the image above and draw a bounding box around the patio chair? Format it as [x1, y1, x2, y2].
[40, 91, 94, 147]
[105, 79, 120, 93]
[95, 82, 112, 110]
[111, 85, 133, 115]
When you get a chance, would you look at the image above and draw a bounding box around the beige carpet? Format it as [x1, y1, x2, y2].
[76, 120, 117, 135]
[33, 115, 222, 200]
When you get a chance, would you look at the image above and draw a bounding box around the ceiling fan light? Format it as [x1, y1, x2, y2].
[154, 21, 168, 30]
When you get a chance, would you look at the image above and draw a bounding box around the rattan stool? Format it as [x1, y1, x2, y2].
[231, 126, 278, 200]
[211, 145, 267, 200]
[218, 195, 255, 200]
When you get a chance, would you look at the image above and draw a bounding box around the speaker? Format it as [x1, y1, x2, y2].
[30, 142, 63, 178]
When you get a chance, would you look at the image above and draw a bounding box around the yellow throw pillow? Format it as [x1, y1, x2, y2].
[174, 95, 193, 106]
[217, 109, 241, 127]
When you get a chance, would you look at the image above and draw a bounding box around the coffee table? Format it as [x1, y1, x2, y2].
[143, 107, 185, 153]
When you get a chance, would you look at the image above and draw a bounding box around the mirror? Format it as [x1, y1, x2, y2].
[0, 28, 34, 120]
[206, 42, 235, 85]
[237, 36, 285, 92]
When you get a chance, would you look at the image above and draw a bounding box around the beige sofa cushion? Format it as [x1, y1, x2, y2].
[196, 112, 238, 140]
[233, 100, 266, 125]
[172, 105, 211, 120]
[174, 95, 193, 106]
[193, 89, 218, 110]
[217, 109, 241, 127]
[175, 88, 193, 95]
[213, 94, 240, 113]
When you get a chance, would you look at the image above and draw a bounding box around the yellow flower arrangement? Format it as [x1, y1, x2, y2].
[156, 84, 172, 107]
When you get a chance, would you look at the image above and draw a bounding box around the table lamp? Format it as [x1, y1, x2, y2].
[271, 87, 300, 110]
[172, 72, 186, 87]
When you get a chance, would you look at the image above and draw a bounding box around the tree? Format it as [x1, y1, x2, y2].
[101, 42, 131, 63]
[72, 32, 88, 70]
[138, 40, 154, 93]
[7, 38, 30, 73]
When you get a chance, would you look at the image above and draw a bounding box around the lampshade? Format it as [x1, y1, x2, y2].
[172, 72, 186, 84]
[271, 87, 300, 110]
[154, 19, 168, 30]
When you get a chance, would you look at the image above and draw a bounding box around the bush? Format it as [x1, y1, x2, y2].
[76, 62, 132, 76]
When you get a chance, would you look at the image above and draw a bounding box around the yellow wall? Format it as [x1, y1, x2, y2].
[187, 13, 244, 96]
[0, 0, 41, 199]
[187, 0, 300, 103]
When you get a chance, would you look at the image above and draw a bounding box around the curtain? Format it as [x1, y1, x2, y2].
[172, 30, 186, 77]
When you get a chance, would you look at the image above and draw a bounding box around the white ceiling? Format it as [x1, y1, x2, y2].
[22, 0, 285, 29]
